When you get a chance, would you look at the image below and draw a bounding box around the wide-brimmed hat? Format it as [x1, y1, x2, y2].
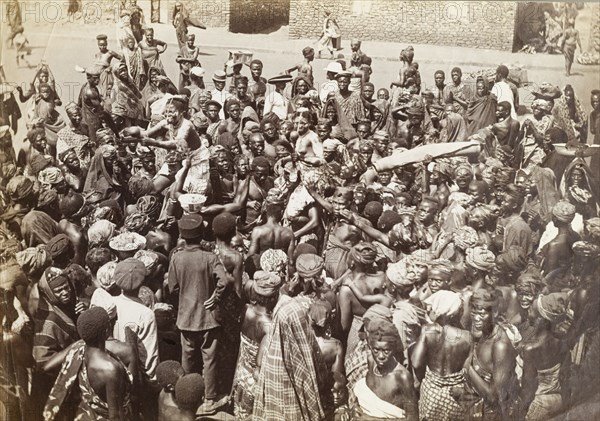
[267, 74, 293, 85]
[324, 61, 343, 74]
[334, 70, 352, 79]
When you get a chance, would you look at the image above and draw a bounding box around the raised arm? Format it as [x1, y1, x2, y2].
[343, 209, 391, 247]
[200, 174, 250, 215]
[292, 204, 321, 240]
[305, 184, 333, 213]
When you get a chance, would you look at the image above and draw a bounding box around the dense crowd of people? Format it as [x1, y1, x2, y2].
[1, 2, 600, 421]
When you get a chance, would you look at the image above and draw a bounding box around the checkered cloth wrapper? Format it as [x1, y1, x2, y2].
[253, 296, 327, 421]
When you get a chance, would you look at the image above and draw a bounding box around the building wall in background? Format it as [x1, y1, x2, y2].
[289, 0, 518, 51]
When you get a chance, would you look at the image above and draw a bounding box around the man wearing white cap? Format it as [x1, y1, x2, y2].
[320, 61, 342, 104]
[188, 66, 206, 112]
[211, 70, 231, 119]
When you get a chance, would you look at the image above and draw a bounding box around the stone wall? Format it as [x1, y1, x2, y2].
[171, 0, 230, 27]
[290, 0, 518, 51]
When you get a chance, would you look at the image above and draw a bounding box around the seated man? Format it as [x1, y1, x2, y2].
[353, 318, 418, 420]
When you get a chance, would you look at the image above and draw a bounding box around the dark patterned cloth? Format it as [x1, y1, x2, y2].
[43, 340, 132, 421]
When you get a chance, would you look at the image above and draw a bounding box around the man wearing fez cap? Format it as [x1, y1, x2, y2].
[111, 258, 159, 380]
[168, 213, 229, 413]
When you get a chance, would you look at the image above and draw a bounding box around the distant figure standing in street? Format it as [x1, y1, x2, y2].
[317, 11, 341, 59]
[561, 17, 583, 76]
[172, 1, 206, 50]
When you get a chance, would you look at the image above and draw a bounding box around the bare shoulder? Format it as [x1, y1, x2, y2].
[393, 364, 415, 389]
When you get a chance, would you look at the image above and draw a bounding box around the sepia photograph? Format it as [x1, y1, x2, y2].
[0, 0, 599, 420]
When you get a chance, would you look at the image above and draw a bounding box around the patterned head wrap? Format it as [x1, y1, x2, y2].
[537, 293, 569, 322]
[64, 102, 80, 115]
[136, 195, 161, 217]
[134, 250, 160, 272]
[252, 270, 283, 297]
[96, 128, 116, 145]
[124, 212, 151, 234]
[16, 246, 51, 277]
[427, 259, 454, 279]
[87, 219, 116, 247]
[453, 226, 479, 250]
[465, 247, 496, 272]
[38, 166, 65, 187]
[515, 273, 543, 296]
[260, 249, 288, 273]
[366, 318, 401, 344]
[552, 200, 576, 223]
[38, 189, 59, 209]
[46, 234, 71, 259]
[7, 175, 34, 201]
[295, 254, 324, 278]
[386, 259, 420, 287]
[532, 98, 553, 113]
[97, 261, 118, 290]
[362, 304, 393, 324]
[584, 218, 600, 244]
[99, 144, 117, 159]
[454, 163, 473, 177]
[572, 241, 600, 259]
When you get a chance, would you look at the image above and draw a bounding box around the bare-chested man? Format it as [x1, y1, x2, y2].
[44, 307, 131, 420]
[248, 197, 295, 267]
[337, 242, 386, 358]
[464, 288, 518, 420]
[491, 101, 520, 150]
[241, 156, 273, 228]
[307, 186, 368, 279]
[78, 66, 109, 144]
[412, 290, 471, 421]
[353, 318, 419, 420]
